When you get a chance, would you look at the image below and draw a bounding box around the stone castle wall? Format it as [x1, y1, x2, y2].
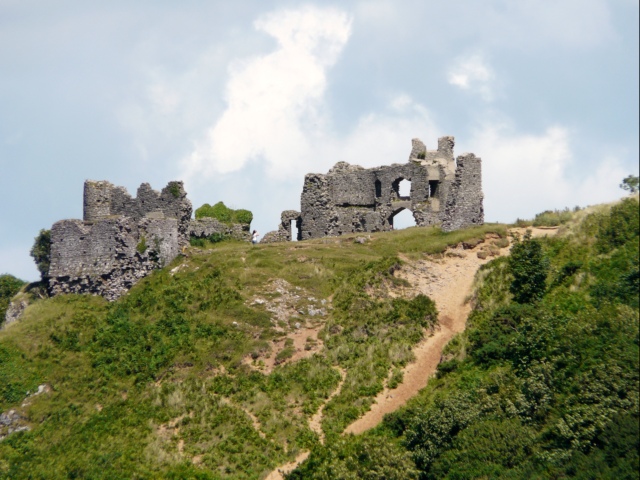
[262, 135, 483, 241]
[48, 180, 192, 301]
[189, 218, 251, 241]
[441, 153, 484, 232]
[83, 180, 192, 246]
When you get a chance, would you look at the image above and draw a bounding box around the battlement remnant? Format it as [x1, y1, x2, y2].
[262, 135, 483, 241]
[83, 180, 192, 246]
[47, 180, 192, 301]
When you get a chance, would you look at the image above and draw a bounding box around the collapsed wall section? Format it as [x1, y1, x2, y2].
[48, 216, 179, 301]
[189, 217, 251, 241]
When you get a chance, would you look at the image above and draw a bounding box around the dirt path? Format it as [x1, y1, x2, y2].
[264, 366, 346, 479]
[344, 227, 557, 435]
[309, 367, 346, 445]
[264, 451, 310, 480]
[218, 397, 266, 439]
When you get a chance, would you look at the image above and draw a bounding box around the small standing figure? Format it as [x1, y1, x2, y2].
[251, 230, 259, 245]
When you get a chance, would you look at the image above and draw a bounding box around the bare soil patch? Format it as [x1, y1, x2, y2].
[244, 278, 327, 373]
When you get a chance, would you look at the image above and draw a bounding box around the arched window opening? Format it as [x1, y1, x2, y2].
[375, 179, 382, 197]
[399, 179, 411, 199]
[390, 209, 416, 230]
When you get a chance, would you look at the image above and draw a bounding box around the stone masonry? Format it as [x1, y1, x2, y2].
[189, 217, 251, 242]
[262, 135, 483, 241]
[47, 181, 192, 301]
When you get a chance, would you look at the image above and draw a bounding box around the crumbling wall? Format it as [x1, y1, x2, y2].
[261, 210, 302, 243]
[189, 218, 250, 241]
[47, 180, 191, 301]
[265, 135, 483, 241]
[441, 153, 484, 232]
[83, 180, 192, 246]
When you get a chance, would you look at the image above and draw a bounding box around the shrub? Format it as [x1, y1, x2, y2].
[136, 236, 148, 254]
[619, 174, 639, 193]
[167, 182, 181, 198]
[532, 208, 573, 227]
[30, 229, 51, 280]
[189, 233, 228, 248]
[0, 274, 26, 324]
[195, 202, 253, 225]
[290, 435, 419, 479]
[595, 198, 639, 253]
[508, 232, 549, 303]
[235, 209, 253, 225]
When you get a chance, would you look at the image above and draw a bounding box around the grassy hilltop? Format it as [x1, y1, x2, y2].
[0, 198, 638, 479]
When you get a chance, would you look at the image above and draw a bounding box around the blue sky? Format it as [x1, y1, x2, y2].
[1, 0, 638, 281]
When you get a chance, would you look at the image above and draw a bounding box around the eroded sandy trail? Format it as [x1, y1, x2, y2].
[345, 227, 556, 435]
[264, 451, 310, 480]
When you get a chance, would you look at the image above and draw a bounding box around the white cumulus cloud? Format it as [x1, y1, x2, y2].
[472, 121, 626, 222]
[448, 54, 496, 101]
[182, 6, 353, 181]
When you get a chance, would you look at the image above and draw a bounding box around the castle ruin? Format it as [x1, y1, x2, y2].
[47, 180, 192, 301]
[262, 136, 483, 242]
[40, 134, 482, 301]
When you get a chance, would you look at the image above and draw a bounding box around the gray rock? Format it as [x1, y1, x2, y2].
[3, 298, 28, 328]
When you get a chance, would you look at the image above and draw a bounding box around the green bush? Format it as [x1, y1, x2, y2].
[532, 208, 573, 227]
[235, 209, 253, 225]
[189, 233, 228, 248]
[596, 197, 639, 253]
[0, 274, 26, 323]
[167, 182, 181, 198]
[195, 202, 253, 225]
[290, 435, 419, 480]
[508, 232, 549, 303]
[30, 229, 51, 280]
[136, 236, 148, 254]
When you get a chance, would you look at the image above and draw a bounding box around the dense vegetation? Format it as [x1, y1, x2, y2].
[0, 274, 26, 325]
[0, 223, 503, 478]
[195, 202, 253, 225]
[2, 197, 637, 479]
[29, 229, 51, 280]
[294, 197, 639, 479]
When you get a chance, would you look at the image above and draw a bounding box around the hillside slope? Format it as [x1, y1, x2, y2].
[0, 224, 504, 479]
[291, 197, 639, 479]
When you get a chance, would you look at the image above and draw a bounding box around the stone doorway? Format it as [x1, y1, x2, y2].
[390, 208, 416, 230]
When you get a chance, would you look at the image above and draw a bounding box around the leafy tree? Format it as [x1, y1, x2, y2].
[619, 174, 639, 193]
[29, 229, 51, 280]
[508, 232, 549, 303]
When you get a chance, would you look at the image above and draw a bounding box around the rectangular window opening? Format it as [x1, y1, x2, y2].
[429, 180, 439, 198]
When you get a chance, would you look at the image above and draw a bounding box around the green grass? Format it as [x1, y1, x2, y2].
[0, 223, 507, 478]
